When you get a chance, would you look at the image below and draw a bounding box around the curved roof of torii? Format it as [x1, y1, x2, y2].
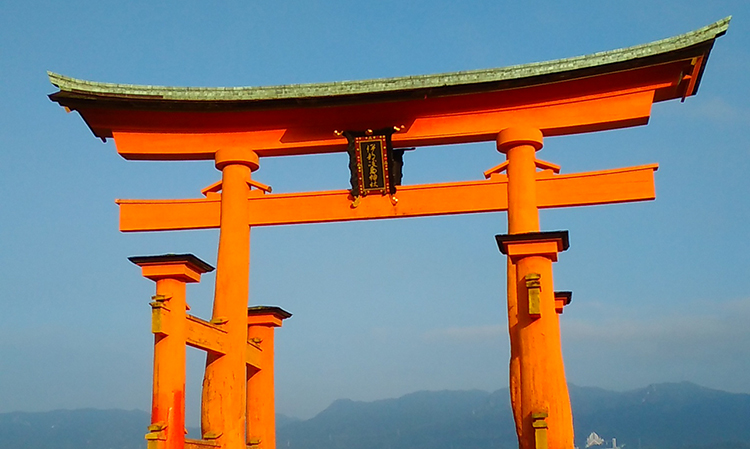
[47, 17, 730, 159]
[49, 18, 728, 104]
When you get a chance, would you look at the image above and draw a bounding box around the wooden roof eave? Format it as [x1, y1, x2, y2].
[48, 17, 729, 113]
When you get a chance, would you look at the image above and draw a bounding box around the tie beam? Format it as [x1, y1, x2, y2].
[117, 163, 657, 232]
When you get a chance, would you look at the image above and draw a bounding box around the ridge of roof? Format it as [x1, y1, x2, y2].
[48, 17, 730, 102]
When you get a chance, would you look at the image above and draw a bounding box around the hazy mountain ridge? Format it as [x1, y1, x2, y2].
[278, 383, 750, 449]
[569, 382, 750, 449]
[1, 383, 749, 449]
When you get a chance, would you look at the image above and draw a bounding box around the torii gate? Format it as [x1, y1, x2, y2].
[49, 18, 728, 449]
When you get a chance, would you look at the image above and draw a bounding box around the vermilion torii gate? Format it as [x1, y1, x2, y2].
[49, 18, 728, 449]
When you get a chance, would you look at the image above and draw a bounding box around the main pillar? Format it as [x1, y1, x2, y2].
[496, 127, 574, 449]
[202, 148, 259, 448]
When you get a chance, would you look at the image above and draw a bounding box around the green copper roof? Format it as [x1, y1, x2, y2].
[48, 17, 729, 103]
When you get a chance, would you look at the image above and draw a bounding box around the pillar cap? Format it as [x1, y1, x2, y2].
[496, 127, 543, 153]
[555, 291, 572, 314]
[129, 253, 214, 283]
[495, 230, 569, 255]
[554, 291, 572, 305]
[247, 305, 292, 327]
[248, 305, 292, 319]
[215, 148, 260, 171]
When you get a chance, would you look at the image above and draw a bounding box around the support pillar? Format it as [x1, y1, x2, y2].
[246, 306, 292, 449]
[202, 148, 259, 449]
[130, 254, 214, 449]
[496, 127, 574, 449]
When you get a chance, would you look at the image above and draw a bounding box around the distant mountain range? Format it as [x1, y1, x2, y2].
[278, 382, 750, 449]
[2, 383, 749, 449]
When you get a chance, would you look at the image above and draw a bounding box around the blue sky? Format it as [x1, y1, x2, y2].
[1, 0, 749, 424]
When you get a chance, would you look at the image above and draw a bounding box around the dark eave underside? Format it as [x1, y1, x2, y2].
[48, 17, 729, 112]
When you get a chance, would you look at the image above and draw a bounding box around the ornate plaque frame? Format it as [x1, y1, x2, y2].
[354, 135, 390, 196]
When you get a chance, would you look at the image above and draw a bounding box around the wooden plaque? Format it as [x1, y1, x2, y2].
[354, 135, 390, 195]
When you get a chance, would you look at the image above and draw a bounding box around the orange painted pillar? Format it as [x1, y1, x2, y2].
[507, 257, 522, 439]
[496, 127, 574, 449]
[498, 127, 542, 446]
[202, 148, 259, 448]
[246, 306, 292, 449]
[130, 254, 214, 449]
[500, 127, 541, 235]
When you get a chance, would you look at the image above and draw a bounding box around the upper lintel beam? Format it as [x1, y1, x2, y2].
[110, 89, 655, 159]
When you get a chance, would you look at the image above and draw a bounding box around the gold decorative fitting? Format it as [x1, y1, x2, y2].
[532, 411, 549, 449]
[525, 273, 542, 316]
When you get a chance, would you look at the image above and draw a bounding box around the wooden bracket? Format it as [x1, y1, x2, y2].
[483, 161, 509, 179]
[534, 158, 560, 174]
[201, 178, 272, 197]
[484, 158, 560, 179]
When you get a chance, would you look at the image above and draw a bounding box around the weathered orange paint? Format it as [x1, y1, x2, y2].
[133, 258, 211, 449]
[498, 128, 574, 449]
[152, 278, 187, 449]
[512, 253, 571, 449]
[115, 164, 657, 232]
[506, 258, 522, 441]
[246, 327, 275, 449]
[201, 150, 257, 447]
[185, 315, 229, 357]
[246, 310, 289, 449]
